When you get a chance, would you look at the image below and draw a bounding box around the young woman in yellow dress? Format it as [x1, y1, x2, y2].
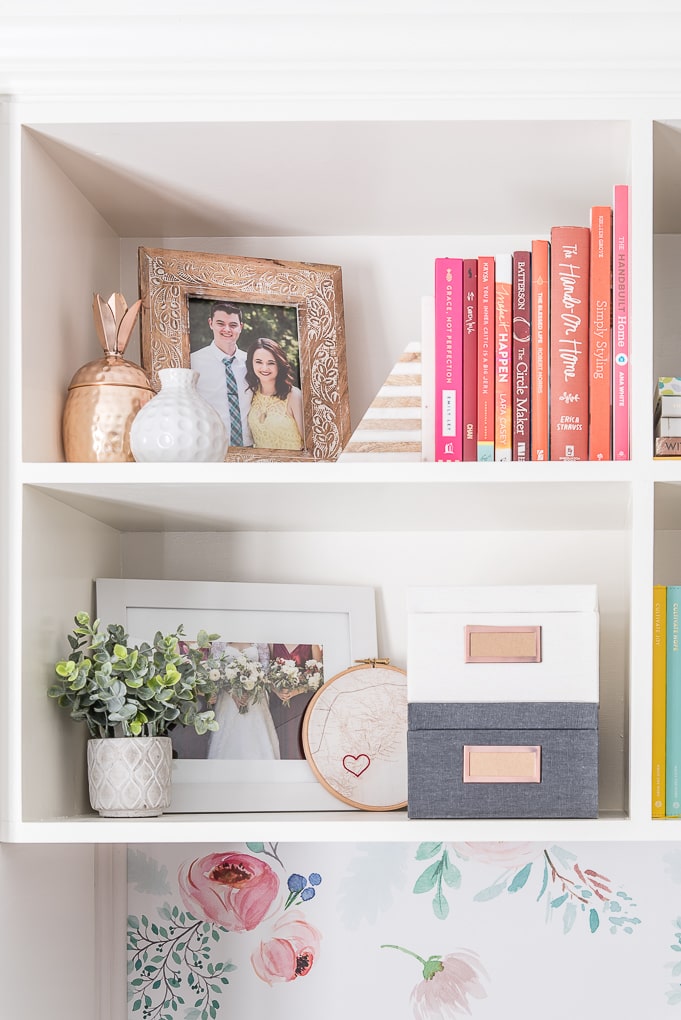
[245, 337, 304, 450]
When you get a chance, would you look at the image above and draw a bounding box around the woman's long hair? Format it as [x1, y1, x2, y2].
[246, 337, 295, 399]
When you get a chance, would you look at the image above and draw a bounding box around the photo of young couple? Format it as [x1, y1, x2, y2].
[189, 298, 304, 451]
[171, 640, 324, 762]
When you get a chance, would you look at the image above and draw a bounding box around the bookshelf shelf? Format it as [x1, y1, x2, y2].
[1, 101, 653, 846]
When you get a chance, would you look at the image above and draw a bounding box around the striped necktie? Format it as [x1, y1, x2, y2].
[222, 356, 244, 446]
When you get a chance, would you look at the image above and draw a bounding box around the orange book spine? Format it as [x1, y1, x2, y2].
[589, 205, 613, 461]
[476, 256, 495, 461]
[531, 239, 550, 461]
[494, 254, 512, 462]
[550, 225, 590, 461]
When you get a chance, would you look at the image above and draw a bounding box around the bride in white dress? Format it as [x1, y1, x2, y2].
[207, 642, 281, 760]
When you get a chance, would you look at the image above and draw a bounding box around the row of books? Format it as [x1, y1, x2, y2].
[653, 585, 681, 817]
[425, 184, 630, 462]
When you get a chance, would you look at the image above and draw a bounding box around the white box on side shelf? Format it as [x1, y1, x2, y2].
[407, 585, 599, 704]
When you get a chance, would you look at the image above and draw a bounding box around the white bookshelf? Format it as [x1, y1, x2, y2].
[0, 101, 658, 845]
[4, 6, 681, 848]
[6, 7, 681, 1020]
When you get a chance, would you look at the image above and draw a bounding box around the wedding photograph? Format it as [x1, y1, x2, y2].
[171, 638, 324, 762]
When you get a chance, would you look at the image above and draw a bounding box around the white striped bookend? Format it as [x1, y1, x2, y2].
[339, 342, 422, 462]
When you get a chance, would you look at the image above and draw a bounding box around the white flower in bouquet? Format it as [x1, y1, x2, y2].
[268, 655, 324, 706]
[218, 653, 267, 714]
[302, 658, 324, 690]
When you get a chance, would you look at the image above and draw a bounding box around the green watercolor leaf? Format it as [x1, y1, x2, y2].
[508, 863, 532, 893]
[433, 887, 450, 920]
[413, 860, 442, 894]
[415, 842, 443, 861]
[589, 908, 600, 933]
[441, 851, 461, 889]
[550, 892, 569, 908]
[474, 879, 509, 902]
[563, 901, 577, 934]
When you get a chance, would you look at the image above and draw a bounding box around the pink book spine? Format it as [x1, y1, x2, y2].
[477, 256, 495, 461]
[462, 258, 478, 461]
[434, 257, 464, 460]
[613, 184, 630, 461]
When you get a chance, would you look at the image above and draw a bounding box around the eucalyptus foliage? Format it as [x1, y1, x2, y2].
[47, 612, 220, 739]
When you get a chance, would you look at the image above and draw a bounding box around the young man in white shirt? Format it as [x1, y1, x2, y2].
[190, 302, 253, 446]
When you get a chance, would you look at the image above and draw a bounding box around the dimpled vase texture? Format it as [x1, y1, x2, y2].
[87, 736, 172, 817]
[130, 367, 228, 462]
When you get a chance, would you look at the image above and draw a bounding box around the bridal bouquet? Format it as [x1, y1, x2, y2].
[218, 653, 268, 715]
[267, 656, 324, 707]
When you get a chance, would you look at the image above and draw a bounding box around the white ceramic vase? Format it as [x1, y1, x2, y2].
[87, 736, 172, 817]
[130, 367, 228, 462]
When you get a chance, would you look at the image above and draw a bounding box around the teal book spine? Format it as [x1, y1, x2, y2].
[666, 586, 681, 815]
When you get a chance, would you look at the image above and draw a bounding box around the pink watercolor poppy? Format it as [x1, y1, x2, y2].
[411, 951, 487, 1019]
[448, 841, 542, 868]
[251, 910, 322, 985]
[382, 945, 487, 1019]
[178, 851, 279, 932]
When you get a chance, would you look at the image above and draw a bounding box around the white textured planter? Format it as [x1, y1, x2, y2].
[87, 736, 172, 817]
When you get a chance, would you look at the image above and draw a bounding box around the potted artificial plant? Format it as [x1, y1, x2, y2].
[48, 612, 219, 817]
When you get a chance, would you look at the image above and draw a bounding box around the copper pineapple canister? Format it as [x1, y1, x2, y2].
[62, 293, 155, 462]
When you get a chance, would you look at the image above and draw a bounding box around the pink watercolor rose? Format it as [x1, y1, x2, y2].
[251, 910, 322, 985]
[411, 951, 487, 1019]
[178, 851, 279, 932]
[448, 842, 543, 868]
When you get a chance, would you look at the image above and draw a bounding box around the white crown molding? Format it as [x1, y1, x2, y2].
[2, 11, 681, 102]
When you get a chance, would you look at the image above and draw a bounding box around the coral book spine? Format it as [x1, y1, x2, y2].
[434, 257, 464, 460]
[494, 254, 513, 462]
[531, 239, 550, 461]
[476, 256, 495, 461]
[613, 184, 630, 460]
[589, 204, 613, 460]
[462, 258, 478, 461]
[549, 225, 590, 461]
[512, 250, 531, 461]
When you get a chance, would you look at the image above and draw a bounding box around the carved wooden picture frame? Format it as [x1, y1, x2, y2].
[138, 246, 349, 462]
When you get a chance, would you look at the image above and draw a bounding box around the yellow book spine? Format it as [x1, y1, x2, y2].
[653, 584, 667, 817]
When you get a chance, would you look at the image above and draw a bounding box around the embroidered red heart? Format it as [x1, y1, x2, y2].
[342, 754, 370, 777]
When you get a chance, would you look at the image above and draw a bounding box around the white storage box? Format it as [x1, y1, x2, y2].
[407, 585, 599, 704]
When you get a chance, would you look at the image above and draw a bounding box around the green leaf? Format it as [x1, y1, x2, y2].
[246, 842, 265, 853]
[508, 862, 532, 893]
[589, 908, 600, 932]
[563, 901, 577, 933]
[413, 860, 442, 894]
[473, 879, 509, 902]
[415, 842, 443, 861]
[433, 886, 450, 920]
[550, 892, 569, 908]
[441, 851, 461, 889]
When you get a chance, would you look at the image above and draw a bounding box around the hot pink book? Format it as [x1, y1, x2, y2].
[613, 184, 630, 461]
[462, 258, 478, 461]
[434, 257, 464, 460]
[476, 256, 495, 461]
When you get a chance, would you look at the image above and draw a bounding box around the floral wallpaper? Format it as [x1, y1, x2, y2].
[128, 841, 681, 1019]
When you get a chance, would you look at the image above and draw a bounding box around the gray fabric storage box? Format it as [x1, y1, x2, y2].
[407, 701, 598, 819]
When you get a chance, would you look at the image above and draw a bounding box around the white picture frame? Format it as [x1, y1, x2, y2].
[95, 578, 377, 812]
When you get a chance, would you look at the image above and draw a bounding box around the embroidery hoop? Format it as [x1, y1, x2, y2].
[301, 659, 408, 811]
